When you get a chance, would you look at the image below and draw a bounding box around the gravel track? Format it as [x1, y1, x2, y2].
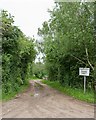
[0, 80, 94, 118]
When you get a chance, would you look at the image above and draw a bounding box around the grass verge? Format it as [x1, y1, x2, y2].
[0, 89, 2, 101]
[2, 83, 30, 102]
[42, 80, 94, 103]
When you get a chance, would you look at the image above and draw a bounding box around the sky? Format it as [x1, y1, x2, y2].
[0, 0, 55, 38]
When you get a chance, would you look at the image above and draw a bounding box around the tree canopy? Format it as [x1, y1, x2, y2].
[38, 2, 95, 90]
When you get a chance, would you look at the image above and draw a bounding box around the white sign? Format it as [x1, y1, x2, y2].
[79, 68, 90, 76]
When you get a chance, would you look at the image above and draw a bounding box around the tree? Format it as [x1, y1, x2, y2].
[38, 2, 95, 90]
[1, 10, 36, 96]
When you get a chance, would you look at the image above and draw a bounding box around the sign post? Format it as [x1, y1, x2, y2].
[84, 76, 86, 94]
[79, 68, 90, 93]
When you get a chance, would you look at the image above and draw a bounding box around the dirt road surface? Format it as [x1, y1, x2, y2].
[0, 80, 94, 118]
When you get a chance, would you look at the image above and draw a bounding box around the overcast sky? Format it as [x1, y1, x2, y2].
[0, 0, 55, 38]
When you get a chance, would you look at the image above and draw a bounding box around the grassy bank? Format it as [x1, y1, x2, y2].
[1, 77, 40, 101]
[42, 80, 94, 103]
[0, 89, 2, 101]
[2, 83, 30, 101]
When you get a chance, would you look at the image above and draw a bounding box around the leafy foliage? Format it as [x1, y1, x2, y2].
[2, 10, 36, 97]
[38, 2, 95, 90]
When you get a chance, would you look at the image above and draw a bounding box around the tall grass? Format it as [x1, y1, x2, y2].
[2, 83, 30, 101]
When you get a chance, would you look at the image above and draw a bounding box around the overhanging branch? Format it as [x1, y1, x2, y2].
[85, 48, 94, 71]
[70, 54, 86, 65]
